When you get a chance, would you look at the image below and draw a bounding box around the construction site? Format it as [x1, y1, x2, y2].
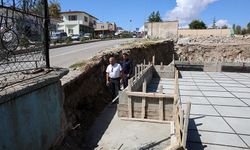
[51, 36, 250, 150]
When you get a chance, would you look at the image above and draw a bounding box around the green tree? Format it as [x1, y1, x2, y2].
[212, 17, 217, 29]
[189, 20, 207, 29]
[49, 0, 61, 18]
[235, 25, 242, 35]
[148, 11, 162, 22]
[221, 25, 228, 29]
[241, 28, 248, 35]
[247, 22, 250, 34]
[232, 24, 236, 33]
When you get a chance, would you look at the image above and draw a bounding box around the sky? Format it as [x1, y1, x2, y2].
[59, 0, 250, 30]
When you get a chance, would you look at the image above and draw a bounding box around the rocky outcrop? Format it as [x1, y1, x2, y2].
[176, 37, 250, 63]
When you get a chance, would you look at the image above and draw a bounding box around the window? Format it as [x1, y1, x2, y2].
[93, 20, 96, 25]
[68, 29, 73, 34]
[101, 26, 104, 29]
[84, 16, 88, 22]
[68, 15, 77, 21]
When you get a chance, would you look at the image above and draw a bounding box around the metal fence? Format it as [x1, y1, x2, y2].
[0, 0, 50, 89]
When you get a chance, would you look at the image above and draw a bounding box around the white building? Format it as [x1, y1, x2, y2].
[57, 11, 98, 35]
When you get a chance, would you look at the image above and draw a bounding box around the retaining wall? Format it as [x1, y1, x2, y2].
[0, 69, 67, 150]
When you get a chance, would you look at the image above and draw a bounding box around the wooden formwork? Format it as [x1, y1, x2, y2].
[118, 56, 191, 150]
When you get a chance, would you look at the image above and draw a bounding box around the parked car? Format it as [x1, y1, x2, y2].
[83, 33, 92, 40]
[51, 32, 68, 41]
[70, 34, 80, 41]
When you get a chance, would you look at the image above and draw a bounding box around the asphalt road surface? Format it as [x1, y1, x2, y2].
[50, 38, 135, 68]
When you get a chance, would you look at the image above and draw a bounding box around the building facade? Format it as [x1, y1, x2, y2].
[57, 11, 97, 35]
[95, 22, 117, 37]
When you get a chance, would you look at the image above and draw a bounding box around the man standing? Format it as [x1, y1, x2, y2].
[106, 57, 123, 99]
[121, 53, 133, 88]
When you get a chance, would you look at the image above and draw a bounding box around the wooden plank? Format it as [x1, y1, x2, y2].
[120, 117, 172, 124]
[134, 66, 137, 79]
[128, 96, 132, 118]
[159, 85, 164, 120]
[182, 101, 191, 148]
[126, 91, 174, 98]
[141, 79, 147, 119]
[128, 79, 132, 91]
[152, 55, 155, 65]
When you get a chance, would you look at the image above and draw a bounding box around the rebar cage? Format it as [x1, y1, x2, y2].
[0, 0, 49, 89]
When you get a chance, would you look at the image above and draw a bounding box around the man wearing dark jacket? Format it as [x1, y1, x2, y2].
[121, 53, 133, 88]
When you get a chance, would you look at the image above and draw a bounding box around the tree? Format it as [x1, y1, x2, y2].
[221, 25, 228, 29]
[189, 20, 207, 29]
[241, 28, 247, 35]
[148, 11, 162, 22]
[232, 24, 236, 33]
[247, 22, 250, 34]
[235, 25, 242, 35]
[49, 0, 61, 18]
[212, 17, 217, 29]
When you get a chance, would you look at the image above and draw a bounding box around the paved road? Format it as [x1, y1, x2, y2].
[50, 39, 135, 68]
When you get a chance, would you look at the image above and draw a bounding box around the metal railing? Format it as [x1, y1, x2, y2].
[0, 0, 50, 89]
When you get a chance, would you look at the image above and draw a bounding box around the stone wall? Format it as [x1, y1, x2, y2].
[54, 40, 175, 149]
[178, 29, 231, 37]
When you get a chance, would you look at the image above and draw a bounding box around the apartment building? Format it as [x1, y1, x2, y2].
[95, 22, 117, 36]
[57, 11, 97, 35]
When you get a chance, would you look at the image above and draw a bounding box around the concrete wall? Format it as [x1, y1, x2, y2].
[145, 21, 179, 39]
[0, 69, 67, 150]
[178, 29, 231, 37]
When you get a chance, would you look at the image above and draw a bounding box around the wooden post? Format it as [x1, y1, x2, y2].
[182, 101, 191, 148]
[128, 79, 133, 118]
[159, 85, 164, 120]
[141, 79, 147, 119]
[128, 79, 132, 91]
[141, 63, 143, 74]
[143, 59, 146, 68]
[152, 55, 155, 65]
[135, 66, 138, 79]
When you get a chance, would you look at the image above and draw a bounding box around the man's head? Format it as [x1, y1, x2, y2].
[109, 57, 115, 65]
[122, 53, 129, 60]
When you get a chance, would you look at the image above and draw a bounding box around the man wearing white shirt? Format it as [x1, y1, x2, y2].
[106, 57, 123, 99]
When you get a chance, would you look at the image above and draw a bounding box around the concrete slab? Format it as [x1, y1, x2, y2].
[240, 99, 250, 106]
[219, 83, 247, 88]
[224, 87, 250, 93]
[84, 105, 171, 150]
[215, 106, 250, 118]
[187, 142, 247, 150]
[189, 115, 234, 133]
[202, 91, 234, 98]
[225, 117, 250, 135]
[195, 82, 220, 87]
[181, 96, 210, 104]
[207, 97, 247, 106]
[198, 86, 226, 92]
[240, 135, 250, 148]
[179, 85, 199, 90]
[232, 92, 250, 99]
[187, 130, 248, 148]
[180, 90, 204, 97]
[188, 105, 219, 116]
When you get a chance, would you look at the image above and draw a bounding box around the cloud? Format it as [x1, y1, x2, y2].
[215, 19, 231, 28]
[165, 0, 218, 24]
